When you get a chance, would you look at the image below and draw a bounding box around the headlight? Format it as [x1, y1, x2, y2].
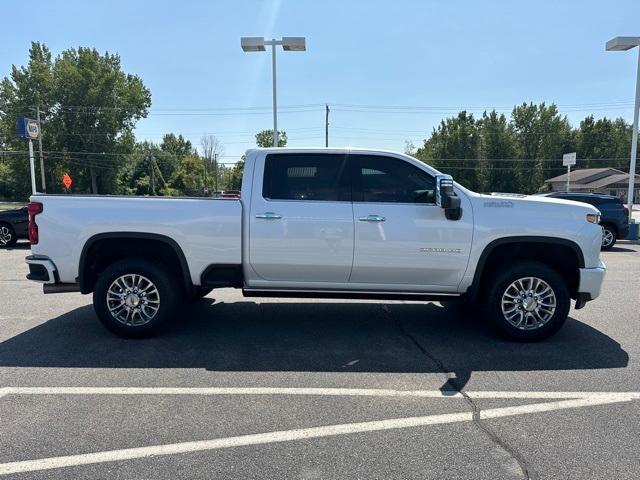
[586, 213, 600, 224]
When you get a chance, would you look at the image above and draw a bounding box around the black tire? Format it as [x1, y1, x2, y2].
[93, 258, 179, 338]
[484, 261, 570, 342]
[187, 286, 214, 302]
[600, 225, 617, 250]
[0, 223, 17, 248]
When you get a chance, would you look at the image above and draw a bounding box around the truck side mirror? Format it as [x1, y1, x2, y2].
[435, 174, 462, 221]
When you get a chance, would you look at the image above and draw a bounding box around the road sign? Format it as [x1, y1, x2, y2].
[16, 117, 40, 140]
[563, 152, 577, 192]
[563, 152, 576, 166]
[62, 173, 72, 190]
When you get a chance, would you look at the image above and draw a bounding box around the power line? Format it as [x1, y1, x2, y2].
[330, 100, 635, 110]
[34, 103, 325, 111]
[27, 100, 634, 112]
[54, 126, 324, 137]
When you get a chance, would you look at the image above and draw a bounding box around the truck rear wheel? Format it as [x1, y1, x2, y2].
[485, 261, 570, 341]
[93, 259, 179, 338]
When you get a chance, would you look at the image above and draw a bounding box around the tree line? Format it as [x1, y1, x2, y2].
[0, 42, 637, 200]
[412, 106, 635, 193]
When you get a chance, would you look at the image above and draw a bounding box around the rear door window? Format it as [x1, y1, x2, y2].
[262, 153, 350, 201]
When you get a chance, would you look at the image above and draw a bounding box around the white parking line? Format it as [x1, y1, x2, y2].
[0, 393, 635, 476]
[1, 386, 639, 399]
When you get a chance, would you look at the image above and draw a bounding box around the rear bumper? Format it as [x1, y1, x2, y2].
[25, 255, 80, 293]
[25, 255, 58, 283]
[577, 259, 606, 301]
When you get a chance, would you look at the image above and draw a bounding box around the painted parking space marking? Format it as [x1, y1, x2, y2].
[0, 388, 638, 475]
[2, 386, 639, 399]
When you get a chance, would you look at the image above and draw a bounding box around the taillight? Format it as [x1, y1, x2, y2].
[27, 202, 43, 244]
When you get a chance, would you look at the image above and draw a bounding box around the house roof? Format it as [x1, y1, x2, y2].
[573, 173, 640, 190]
[545, 168, 625, 184]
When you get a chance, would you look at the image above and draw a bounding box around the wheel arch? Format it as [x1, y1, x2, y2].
[467, 236, 584, 302]
[78, 232, 193, 295]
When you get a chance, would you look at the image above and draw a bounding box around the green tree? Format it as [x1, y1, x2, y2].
[158, 133, 193, 180]
[510, 102, 574, 193]
[49, 47, 151, 193]
[161, 133, 193, 156]
[576, 116, 632, 170]
[170, 155, 205, 195]
[0, 42, 151, 197]
[415, 111, 484, 190]
[255, 129, 287, 148]
[477, 110, 518, 192]
[0, 42, 54, 199]
[227, 158, 245, 190]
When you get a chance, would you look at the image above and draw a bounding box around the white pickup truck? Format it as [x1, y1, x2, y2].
[25, 148, 606, 341]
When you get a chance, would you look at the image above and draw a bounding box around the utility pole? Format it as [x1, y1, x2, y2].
[213, 153, 218, 192]
[203, 155, 208, 193]
[325, 104, 330, 147]
[149, 154, 155, 195]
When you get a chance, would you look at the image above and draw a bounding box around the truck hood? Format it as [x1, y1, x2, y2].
[476, 193, 600, 215]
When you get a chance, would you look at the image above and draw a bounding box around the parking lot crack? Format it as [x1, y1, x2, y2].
[384, 304, 539, 480]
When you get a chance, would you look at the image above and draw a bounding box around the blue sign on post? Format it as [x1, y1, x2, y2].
[16, 116, 40, 140]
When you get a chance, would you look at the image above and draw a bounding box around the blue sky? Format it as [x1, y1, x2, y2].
[2, 0, 640, 163]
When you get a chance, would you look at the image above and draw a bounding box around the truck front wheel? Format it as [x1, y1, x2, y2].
[485, 261, 570, 341]
[93, 259, 179, 338]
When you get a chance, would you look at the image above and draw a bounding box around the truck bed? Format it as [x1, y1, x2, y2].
[30, 195, 242, 286]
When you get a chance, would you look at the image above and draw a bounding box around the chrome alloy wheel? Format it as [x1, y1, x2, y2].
[0, 226, 12, 246]
[601, 228, 614, 248]
[501, 276, 556, 330]
[107, 274, 160, 326]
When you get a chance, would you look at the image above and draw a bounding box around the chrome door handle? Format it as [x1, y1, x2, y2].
[358, 215, 386, 222]
[255, 212, 282, 219]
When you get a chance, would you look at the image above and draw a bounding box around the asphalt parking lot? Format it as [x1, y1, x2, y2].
[0, 242, 638, 479]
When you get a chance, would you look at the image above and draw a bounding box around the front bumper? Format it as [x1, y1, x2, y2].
[578, 259, 606, 301]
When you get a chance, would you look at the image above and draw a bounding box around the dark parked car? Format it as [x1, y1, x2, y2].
[540, 192, 629, 250]
[0, 206, 29, 248]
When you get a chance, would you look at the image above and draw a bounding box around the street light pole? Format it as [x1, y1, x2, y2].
[241, 36, 306, 148]
[271, 40, 278, 147]
[325, 104, 330, 147]
[606, 36, 640, 221]
[629, 48, 640, 216]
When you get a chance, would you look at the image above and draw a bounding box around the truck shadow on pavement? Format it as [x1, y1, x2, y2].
[0, 299, 628, 391]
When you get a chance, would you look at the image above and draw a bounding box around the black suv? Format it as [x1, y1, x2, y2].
[540, 192, 629, 250]
[0, 206, 29, 248]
